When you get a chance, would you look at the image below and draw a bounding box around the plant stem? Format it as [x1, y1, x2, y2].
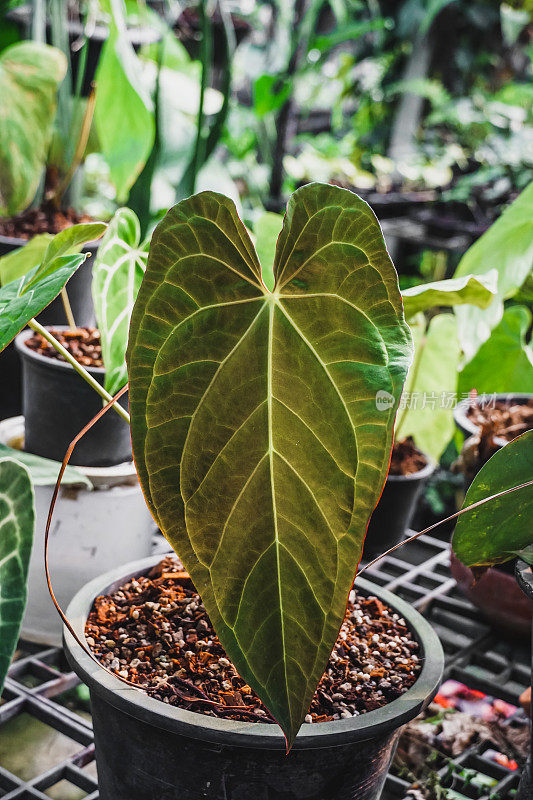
[60, 288, 77, 330]
[358, 479, 533, 577]
[27, 319, 130, 425]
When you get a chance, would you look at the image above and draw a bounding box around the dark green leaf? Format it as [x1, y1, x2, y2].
[128, 184, 412, 745]
[92, 208, 148, 394]
[452, 431, 533, 568]
[0, 458, 34, 693]
[0, 42, 66, 216]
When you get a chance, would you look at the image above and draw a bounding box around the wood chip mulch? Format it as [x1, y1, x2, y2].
[467, 399, 533, 442]
[389, 437, 428, 476]
[0, 204, 93, 239]
[25, 327, 103, 368]
[85, 556, 422, 725]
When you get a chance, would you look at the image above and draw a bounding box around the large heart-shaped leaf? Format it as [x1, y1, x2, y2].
[0, 458, 34, 693]
[401, 271, 497, 320]
[0, 223, 105, 353]
[454, 182, 533, 361]
[127, 184, 412, 744]
[92, 208, 148, 394]
[0, 42, 66, 217]
[452, 430, 533, 568]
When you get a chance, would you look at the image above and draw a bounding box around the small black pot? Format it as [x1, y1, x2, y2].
[453, 393, 533, 444]
[0, 236, 99, 421]
[64, 555, 443, 800]
[363, 461, 435, 560]
[0, 235, 98, 328]
[15, 328, 131, 467]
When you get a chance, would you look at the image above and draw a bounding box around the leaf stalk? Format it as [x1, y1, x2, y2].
[27, 318, 130, 424]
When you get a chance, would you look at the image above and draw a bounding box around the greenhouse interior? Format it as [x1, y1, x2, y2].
[0, 0, 532, 798]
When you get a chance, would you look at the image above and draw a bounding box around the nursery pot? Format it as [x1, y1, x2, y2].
[0, 415, 156, 645]
[15, 328, 131, 467]
[0, 235, 98, 327]
[450, 551, 532, 638]
[64, 555, 444, 800]
[453, 393, 533, 443]
[363, 461, 435, 560]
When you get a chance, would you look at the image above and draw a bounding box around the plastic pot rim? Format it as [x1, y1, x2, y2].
[385, 459, 436, 484]
[453, 393, 533, 447]
[0, 233, 101, 253]
[64, 554, 444, 751]
[15, 327, 106, 376]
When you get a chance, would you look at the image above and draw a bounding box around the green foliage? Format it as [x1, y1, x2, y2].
[0, 235, 52, 286]
[92, 208, 148, 394]
[452, 431, 533, 568]
[0, 458, 34, 694]
[127, 184, 412, 745]
[95, 0, 155, 202]
[0, 444, 90, 488]
[454, 182, 533, 361]
[458, 305, 533, 395]
[401, 272, 497, 320]
[396, 314, 460, 462]
[0, 223, 105, 352]
[0, 41, 66, 216]
[253, 212, 284, 291]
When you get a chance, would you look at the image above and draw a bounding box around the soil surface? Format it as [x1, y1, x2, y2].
[0, 204, 93, 239]
[85, 556, 422, 724]
[24, 327, 103, 368]
[389, 437, 428, 476]
[466, 398, 533, 442]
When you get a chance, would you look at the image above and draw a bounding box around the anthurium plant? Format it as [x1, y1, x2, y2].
[0, 458, 34, 694]
[40, 183, 533, 751]
[0, 41, 66, 217]
[127, 182, 413, 745]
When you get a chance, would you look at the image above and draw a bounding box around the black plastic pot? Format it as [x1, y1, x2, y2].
[453, 393, 533, 444]
[0, 236, 99, 421]
[0, 234, 98, 327]
[15, 328, 131, 467]
[64, 554, 444, 800]
[363, 461, 435, 560]
[7, 7, 160, 96]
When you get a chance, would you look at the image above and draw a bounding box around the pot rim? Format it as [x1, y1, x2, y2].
[385, 458, 436, 483]
[15, 327, 106, 376]
[0, 232, 100, 252]
[64, 554, 444, 751]
[453, 393, 533, 447]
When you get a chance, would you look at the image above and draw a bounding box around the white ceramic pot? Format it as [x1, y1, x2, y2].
[0, 416, 158, 645]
